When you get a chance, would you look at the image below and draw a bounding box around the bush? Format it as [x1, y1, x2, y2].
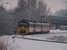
[0, 36, 14, 50]
[0, 39, 8, 50]
[47, 35, 67, 42]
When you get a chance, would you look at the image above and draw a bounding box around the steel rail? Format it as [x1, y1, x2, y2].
[15, 36, 67, 44]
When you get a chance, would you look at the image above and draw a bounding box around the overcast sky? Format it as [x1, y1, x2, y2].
[44, 0, 66, 14]
[0, 0, 66, 14]
[0, 0, 19, 11]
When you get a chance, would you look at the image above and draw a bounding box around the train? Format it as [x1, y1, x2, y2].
[16, 19, 50, 35]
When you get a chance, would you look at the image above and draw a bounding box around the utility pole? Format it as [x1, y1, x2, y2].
[33, 21, 36, 33]
[41, 16, 42, 33]
[41, 16, 44, 33]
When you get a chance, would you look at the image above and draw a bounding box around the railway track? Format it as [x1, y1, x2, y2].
[14, 36, 67, 44]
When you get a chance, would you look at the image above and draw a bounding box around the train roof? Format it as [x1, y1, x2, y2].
[29, 22, 50, 25]
[18, 19, 29, 26]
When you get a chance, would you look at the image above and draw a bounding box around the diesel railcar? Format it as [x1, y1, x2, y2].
[16, 19, 50, 35]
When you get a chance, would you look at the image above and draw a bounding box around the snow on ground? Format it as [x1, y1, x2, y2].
[13, 37, 67, 50]
[22, 29, 67, 42]
[0, 30, 67, 50]
[50, 29, 67, 33]
[0, 35, 67, 50]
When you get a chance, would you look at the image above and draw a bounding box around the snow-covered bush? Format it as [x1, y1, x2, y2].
[0, 36, 14, 50]
[47, 35, 67, 42]
[0, 38, 8, 50]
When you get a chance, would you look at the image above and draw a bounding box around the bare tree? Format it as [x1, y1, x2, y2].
[33, 0, 50, 22]
[0, 0, 50, 35]
[14, 0, 50, 21]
